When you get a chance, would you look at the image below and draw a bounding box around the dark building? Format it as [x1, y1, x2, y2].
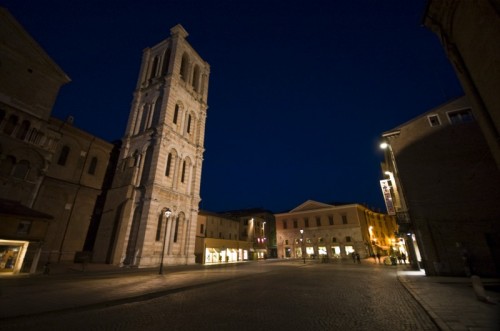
[380, 96, 500, 277]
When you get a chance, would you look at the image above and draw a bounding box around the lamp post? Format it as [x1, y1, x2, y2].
[159, 208, 172, 275]
[380, 142, 419, 270]
[300, 229, 305, 264]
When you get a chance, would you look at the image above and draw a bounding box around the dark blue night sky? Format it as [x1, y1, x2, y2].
[3, 0, 463, 213]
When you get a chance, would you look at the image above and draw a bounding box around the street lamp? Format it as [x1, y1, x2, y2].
[300, 229, 305, 264]
[159, 208, 172, 275]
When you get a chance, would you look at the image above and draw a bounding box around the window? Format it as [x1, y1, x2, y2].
[448, 109, 474, 125]
[12, 160, 29, 179]
[149, 56, 159, 79]
[285, 240, 289, 245]
[16, 120, 30, 140]
[200, 224, 204, 234]
[304, 218, 309, 228]
[3, 115, 18, 135]
[165, 153, 172, 177]
[346, 236, 352, 242]
[192, 64, 200, 91]
[180, 160, 186, 183]
[283, 221, 287, 229]
[342, 215, 348, 224]
[161, 49, 171, 75]
[427, 114, 441, 127]
[173, 105, 179, 124]
[332, 237, 337, 243]
[0, 155, 15, 176]
[173, 217, 179, 242]
[17, 221, 32, 235]
[328, 215, 334, 225]
[57, 146, 70, 166]
[88, 157, 97, 175]
[180, 53, 189, 81]
[186, 114, 192, 134]
[316, 216, 321, 226]
[156, 216, 163, 241]
[293, 219, 298, 228]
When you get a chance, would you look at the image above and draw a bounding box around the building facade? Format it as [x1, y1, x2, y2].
[222, 209, 276, 260]
[195, 210, 252, 264]
[93, 25, 210, 268]
[380, 96, 500, 276]
[0, 7, 113, 274]
[275, 200, 397, 261]
[423, 0, 500, 169]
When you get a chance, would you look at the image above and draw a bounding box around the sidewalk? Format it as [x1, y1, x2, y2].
[1, 261, 499, 330]
[397, 266, 500, 331]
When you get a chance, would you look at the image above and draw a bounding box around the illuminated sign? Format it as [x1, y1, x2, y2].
[380, 179, 396, 215]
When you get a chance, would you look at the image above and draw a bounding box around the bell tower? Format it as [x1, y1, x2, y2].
[93, 24, 210, 267]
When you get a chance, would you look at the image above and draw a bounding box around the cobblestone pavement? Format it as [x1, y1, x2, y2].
[0, 259, 499, 330]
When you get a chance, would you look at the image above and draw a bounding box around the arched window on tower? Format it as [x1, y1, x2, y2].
[180, 53, 189, 81]
[186, 114, 192, 134]
[161, 48, 171, 76]
[165, 153, 172, 177]
[149, 56, 159, 80]
[173, 104, 179, 124]
[192, 64, 200, 91]
[57, 145, 70, 166]
[180, 160, 186, 183]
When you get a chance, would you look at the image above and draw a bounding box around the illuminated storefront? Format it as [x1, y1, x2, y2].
[0, 240, 29, 274]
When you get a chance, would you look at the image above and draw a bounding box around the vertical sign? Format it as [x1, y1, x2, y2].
[380, 179, 396, 215]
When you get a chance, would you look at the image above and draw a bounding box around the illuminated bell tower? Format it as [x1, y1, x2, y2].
[93, 24, 210, 267]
